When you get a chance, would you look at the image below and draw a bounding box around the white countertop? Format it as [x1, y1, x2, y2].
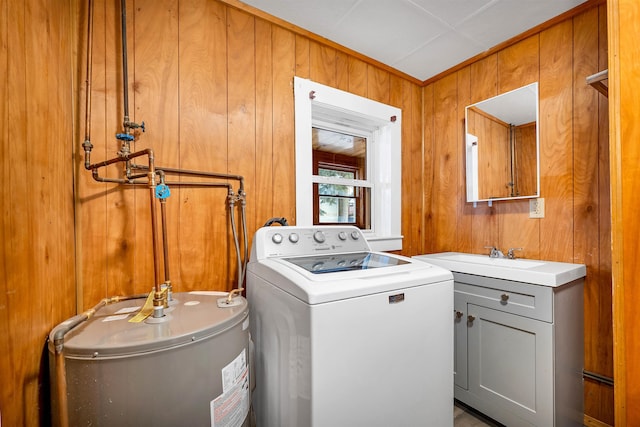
[413, 252, 586, 287]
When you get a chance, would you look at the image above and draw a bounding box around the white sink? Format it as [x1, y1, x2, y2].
[413, 252, 586, 287]
[440, 254, 545, 269]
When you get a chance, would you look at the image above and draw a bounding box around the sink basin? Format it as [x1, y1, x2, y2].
[413, 252, 586, 287]
[440, 254, 545, 269]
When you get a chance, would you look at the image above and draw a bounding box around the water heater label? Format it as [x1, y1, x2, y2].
[210, 349, 250, 427]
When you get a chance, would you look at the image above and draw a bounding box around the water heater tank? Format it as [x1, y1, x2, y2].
[48, 291, 251, 427]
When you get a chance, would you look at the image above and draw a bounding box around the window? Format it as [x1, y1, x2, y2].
[313, 127, 370, 228]
[294, 77, 402, 251]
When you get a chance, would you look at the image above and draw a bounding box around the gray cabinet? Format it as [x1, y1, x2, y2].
[453, 272, 583, 427]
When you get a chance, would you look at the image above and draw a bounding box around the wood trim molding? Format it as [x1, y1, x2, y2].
[584, 414, 613, 427]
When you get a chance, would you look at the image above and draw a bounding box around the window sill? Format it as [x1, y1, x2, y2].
[364, 234, 403, 252]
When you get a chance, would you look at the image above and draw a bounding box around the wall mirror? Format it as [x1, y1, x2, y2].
[465, 82, 539, 203]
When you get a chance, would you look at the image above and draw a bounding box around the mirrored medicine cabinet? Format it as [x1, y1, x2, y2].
[465, 82, 540, 203]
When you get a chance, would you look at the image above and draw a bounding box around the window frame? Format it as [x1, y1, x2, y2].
[294, 77, 402, 251]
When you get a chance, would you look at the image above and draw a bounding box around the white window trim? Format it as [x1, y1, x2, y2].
[294, 77, 403, 252]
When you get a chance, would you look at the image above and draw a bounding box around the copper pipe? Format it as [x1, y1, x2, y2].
[160, 197, 170, 285]
[54, 348, 69, 427]
[86, 147, 153, 171]
[120, 0, 130, 123]
[87, 147, 163, 309]
[131, 163, 245, 193]
[82, 0, 94, 170]
[146, 160, 162, 299]
[90, 172, 233, 189]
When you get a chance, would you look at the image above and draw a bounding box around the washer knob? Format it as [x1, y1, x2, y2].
[313, 231, 326, 243]
[272, 233, 283, 244]
[350, 231, 360, 240]
[338, 231, 347, 241]
[289, 233, 299, 243]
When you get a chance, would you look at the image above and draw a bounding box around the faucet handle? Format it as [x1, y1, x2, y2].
[507, 247, 523, 259]
[484, 246, 503, 258]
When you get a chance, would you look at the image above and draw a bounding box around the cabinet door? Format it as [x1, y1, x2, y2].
[467, 304, 553, 426]
[454, 293, 468, 389]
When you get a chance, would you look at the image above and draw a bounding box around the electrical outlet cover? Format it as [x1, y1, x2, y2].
[529, 198, 545, 218]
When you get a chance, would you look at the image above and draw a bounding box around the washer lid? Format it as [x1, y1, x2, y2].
[283, 252, 408, 274]
[60, 292, 248, 358]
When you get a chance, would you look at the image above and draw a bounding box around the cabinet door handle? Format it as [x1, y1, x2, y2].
[501, 293, 509, 302]
[467, 315, 476, 323]
[455, 310, 464, 319]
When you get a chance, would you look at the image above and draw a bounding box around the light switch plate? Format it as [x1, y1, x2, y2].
[530, 198, 545, 218]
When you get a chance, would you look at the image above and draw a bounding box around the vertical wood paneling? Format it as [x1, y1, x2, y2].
[294, 34, 310, 79]
[335, 51, 349, 92]
[456, 67, 473, 254]
[255, 17, 274, 231]
[227, 8, 256, 289]
[573, 8, 613, 426]
[104, 0, 136, 299]
[496, 36, 540, 257]
[177, 0, 229, 290]
[0, 11, 7, 413]
[309, 41, 336, 88]
[23, 0, 48, 423]
[394, 76, 422, 255]
[539, 21, 575, 263]
[409, 81, 424, 254]
[432, 74, 458, 252]
[422, 84, 435, 253]
[596, 5, 614, 423]
[397, 76, 413, 254]
[497, 36, 539, 93]
[468, 55, 499, 253]
[348, 57, 367, 97]
[79, 0, 108, 308]
[271, 26, 296, 223]
[1, 0, 77, 425]
[2, 2, 33, 422]
[367, 65, 390, 104]
[131, 0, 181, 295]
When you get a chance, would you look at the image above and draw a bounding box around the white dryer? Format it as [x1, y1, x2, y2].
[247, 225, 453, 427]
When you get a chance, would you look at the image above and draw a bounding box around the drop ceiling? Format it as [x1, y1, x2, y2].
[239, 0, 588, 82]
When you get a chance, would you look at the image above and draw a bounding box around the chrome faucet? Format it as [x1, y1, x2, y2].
[506, 248, 523, 259]
[484, 246, 505, 258]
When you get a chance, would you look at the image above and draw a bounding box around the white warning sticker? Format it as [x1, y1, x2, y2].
[210, 349, 249, 427]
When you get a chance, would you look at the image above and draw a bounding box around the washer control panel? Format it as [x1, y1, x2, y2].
[256, 226, 370, 258]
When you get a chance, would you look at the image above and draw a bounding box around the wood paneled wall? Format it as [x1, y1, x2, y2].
[423, 5, 613, 425]
[0, 0, 78, 425]
[76, 0, 424, 306]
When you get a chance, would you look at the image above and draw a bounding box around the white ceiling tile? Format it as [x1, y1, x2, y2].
[239, 0, 589, 80]
[392, 30, 486, 80]
[409, 0, 497, 27]
[457, 0, 586, 49]
[331, 1, 449, 65]
[242, 0, 360, 36]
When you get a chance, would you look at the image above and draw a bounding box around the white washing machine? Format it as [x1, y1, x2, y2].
[247, 225, 454, 427]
